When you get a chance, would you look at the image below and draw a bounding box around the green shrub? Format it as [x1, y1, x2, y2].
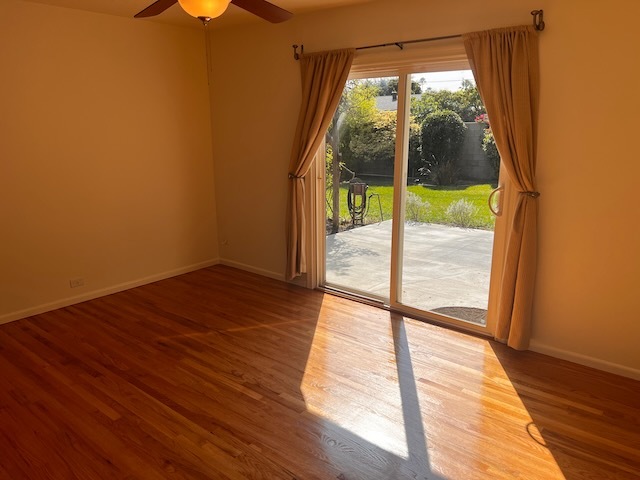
[405, 192, 430, 222]
[482, 128, 500, 180]
[421, 110, 467, 185]
[446, 199, 478, 228]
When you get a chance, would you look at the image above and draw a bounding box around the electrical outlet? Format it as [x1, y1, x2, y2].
[69, 278, 85, 288]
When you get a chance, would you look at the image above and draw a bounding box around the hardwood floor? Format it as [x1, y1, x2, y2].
[1, 265, 638, 479]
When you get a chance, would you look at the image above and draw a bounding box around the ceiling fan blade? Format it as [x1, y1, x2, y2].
[231, 0, 293, 23]
[134, 0, 178, 18]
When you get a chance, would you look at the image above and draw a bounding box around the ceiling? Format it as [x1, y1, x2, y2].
[23, 0, 378, 29]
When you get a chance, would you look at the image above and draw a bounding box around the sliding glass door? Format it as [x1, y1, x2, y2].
[324, 76, 398, 301]
[322, 67, 505, 334]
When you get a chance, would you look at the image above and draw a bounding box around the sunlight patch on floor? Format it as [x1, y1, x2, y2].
[299, 297, 569, 479]
[301, 304, 410, 459]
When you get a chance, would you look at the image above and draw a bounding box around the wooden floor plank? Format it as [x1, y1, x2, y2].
[0, 265, 638, 479]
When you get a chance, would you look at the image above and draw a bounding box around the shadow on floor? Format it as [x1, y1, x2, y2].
[490, 342, 640, 480]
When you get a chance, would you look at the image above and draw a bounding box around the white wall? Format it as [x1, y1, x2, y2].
[531, 0, 640, 378]
[0, 0, 219, 321]
[209, 0, 640, 378]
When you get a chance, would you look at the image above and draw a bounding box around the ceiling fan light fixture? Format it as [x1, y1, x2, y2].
[177, 0, 231, 22]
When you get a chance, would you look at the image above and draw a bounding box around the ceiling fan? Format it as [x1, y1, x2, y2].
[135, 0, 293, 25]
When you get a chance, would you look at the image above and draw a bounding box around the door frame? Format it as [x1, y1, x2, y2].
[313, 53, 513, 338]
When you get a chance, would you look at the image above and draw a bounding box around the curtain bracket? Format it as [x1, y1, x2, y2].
[531, 10, 545, 31]
[293, 44, 304, 60]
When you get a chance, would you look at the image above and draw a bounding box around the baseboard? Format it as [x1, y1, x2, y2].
[219, 258, 285, 282]
[529, 340, 640, 381]
[0, 258, 220, 326]
[16, 262, 637, 381]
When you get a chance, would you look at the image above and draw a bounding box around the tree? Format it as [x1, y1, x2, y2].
[346, 110, 396, 176]
[457, 79, 485, 121]
[337, 81, 394, 175]
[325, 81, 371, 233]
[325, 130, 342, 233]
[421, 110, 467, 185]
[412, 81, 486, 123]
[411, 91, 439, 124]
[376, 78, 422, 95]
[408, 120, 422, 178]
[343, 81, 379, 124]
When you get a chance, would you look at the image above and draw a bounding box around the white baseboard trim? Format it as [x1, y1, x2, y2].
[529, 340, 640, 381]
[219, 258, 285, 282]
[0, 258, 220, 326]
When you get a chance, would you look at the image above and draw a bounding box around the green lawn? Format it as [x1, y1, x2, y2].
[328, 183, 495, 230]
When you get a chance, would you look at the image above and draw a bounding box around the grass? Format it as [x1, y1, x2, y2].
[328, 183, 496, 230]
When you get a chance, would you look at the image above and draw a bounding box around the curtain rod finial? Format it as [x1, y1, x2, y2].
[293, 44, 304, 60]
[531, 9, 545, 31]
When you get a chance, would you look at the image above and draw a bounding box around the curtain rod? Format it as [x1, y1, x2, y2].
[293, 9, 544, 60]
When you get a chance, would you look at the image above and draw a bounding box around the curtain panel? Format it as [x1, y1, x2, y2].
[286, 48, 355, 280]
[463, 26, 540, 349]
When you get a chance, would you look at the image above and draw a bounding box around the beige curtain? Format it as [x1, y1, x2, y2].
[463, 26, 540, 349]
[286, 48, 355, 280]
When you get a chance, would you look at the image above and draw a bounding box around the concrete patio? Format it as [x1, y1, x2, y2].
[325, 220, 494, 324]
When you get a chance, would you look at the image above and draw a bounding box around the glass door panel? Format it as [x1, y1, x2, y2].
[398, 71, 496, 326]
[324, 76, 399, 301]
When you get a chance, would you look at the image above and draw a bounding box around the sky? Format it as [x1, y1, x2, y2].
[412, 70, 475, 91]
